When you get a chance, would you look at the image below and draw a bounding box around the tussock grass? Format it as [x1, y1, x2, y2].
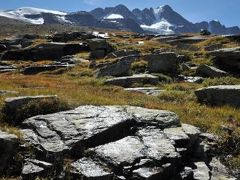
[203, 77, 240, 87]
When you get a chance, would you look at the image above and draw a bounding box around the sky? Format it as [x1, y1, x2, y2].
[0, 0, 239, 27]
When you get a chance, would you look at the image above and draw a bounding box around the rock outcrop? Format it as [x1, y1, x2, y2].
[96, 56, 138, 77]
[196, 64, 228, 78]
[106, 49, 140, 59]
[87, 38, 113, 59]
[2, 43, 89, 61]
[143, 52, 179, 75]
[210, 47, 240, 75]
[15, 105, 232, 179]
[195, 85, 240, 107]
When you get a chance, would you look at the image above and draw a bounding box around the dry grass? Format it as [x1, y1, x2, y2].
[0, 32, 240, 172]
[196, 36, 239, 49]
[0, 70, 239, 171]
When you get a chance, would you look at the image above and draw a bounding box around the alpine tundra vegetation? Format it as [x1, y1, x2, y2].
[0, 1, 240, 179]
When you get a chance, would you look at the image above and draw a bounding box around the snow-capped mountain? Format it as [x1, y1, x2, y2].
[0, 7, 67, 24]
[0, 5, 239, 35]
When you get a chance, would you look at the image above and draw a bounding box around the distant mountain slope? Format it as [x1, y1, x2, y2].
[0, 5, 239, 35]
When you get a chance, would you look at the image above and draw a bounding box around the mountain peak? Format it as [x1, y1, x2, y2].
[161, 5, 173, 11]
[1, 5, 239, 35]
[114, 4, 129, 10]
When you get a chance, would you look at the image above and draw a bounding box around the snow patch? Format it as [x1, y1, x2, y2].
[141, 19, 174, 35]
[104, 14, 124, 19]
[56, 16, 72, 24]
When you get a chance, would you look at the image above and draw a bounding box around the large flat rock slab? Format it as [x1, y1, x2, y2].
[195, 85, 240, 107]
[124, 87, 165, 96]
[21, 105, 180, 159]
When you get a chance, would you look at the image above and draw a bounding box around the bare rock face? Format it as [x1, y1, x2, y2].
[15, 105, 232, 179]
[195, 85, 240, 107]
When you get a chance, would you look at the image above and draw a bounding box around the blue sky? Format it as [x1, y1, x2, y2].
[0, 0, 239, 27]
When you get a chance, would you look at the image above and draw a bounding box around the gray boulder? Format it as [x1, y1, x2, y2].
[0, 130, 19, 175]
[143, 52, 179, 75]
[105, 74, 159, 88]
[196, 64, 228, 78]
[209, 47, 240, 74]
[87, 38, 113, 59]
[195, 85, 240, 107]
[96, 56, 138, 77]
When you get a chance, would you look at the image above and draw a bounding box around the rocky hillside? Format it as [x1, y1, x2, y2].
[0, 5, 239, 35]
[0, 29, 240, 179]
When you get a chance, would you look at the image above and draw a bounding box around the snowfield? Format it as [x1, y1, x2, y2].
[104, 14, 124, 19]
[141, 19, 174, 35]
[0, 7, 66, 24]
